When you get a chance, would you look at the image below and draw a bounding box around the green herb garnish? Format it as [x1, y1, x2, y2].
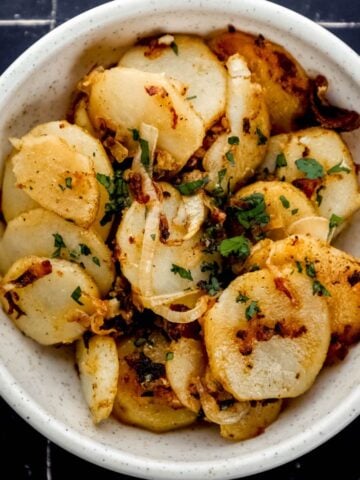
[256, 127, 268, 145]
[92, 256, 100, 266]
[96, 168, 130, 225]
[170, 41, 179, 55]
[279, 195, 290, 209]
[71, 286, 84, 305]
[295, 158, 324, 179]
[291, 208, 299, 215]
[329, 213, 344, 234]
[186, 95, 197, 100]
[316, 187, 324, 206]
[52, 233, 66, 258]
[129, 128, 140, 141]
[296, 261, 303, 273]
[139, 138, 150, 169]
[225, 150, 235, 165]
[219, 235, 250, 260]
[171, 264, 193, 281]
[327, 162, 351, 175]
[245, 300, 261, 321]
[236, 293, 249, 303]
[305, 259, 316, 278]
[229, 193, 270, 241]
[166, 351, 174, 361]
[65, 177, 72, 189]
[79, 244, 91, 256]
[175, 177, 208, 196]
[228, 136, 240, 145]
[312, 280, 331, 297]
[275, 153, 287, 168]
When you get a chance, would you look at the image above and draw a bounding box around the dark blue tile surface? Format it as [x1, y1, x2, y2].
[0, 1, 359, 480]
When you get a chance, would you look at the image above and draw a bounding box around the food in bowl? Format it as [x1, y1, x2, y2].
[0, 28, 359, 442]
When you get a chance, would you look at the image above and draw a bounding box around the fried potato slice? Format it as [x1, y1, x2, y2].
[208, 30, 309, 133]
[76, 335, 119, 424]
[0, 256, 100, 345]
[246, 235, 360, 362]
[11, 135, 99, 228]
[86, 66, 205, 172]
[166, 338, 205, 413]
[28, 121, 113, 240]
[113, 337, 197, 432]
[203, 54, 269, 192]
[119, 34, 227, 129]
[204, 268, 330, 400]
[0, 208, 114, 296]
[1, 153, 39, 222]
[261, 127, 360, 225]
[73, 97, 97, 136]
[232, 181, 317, 239]
[220, 399, 282, 441]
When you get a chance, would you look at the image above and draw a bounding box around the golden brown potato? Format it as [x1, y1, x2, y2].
[246, 235, 360, 362]
[113, 336, 197, 432]
[208, 30, 309, 133]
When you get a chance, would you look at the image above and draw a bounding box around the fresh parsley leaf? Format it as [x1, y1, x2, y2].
[175, 177, 208, 196]
[52, 233, 66, 258]
[279, 195, 290, 209]
[225, 150, 235, 165]
[198, 275, 221, 296]
[295, 158, 324, 179]
[170, 41, 179, 55]
[312, 280, 331, 297]
[171, 264, 193, 281]
[327, 162, 350, 175]
[256, 127, 268, 145]
[201, 261, 220, 274]
[129, 128, 140, 141]
[186, 95, 197, 100]
[296, 261, 303, 273]
[65, 177, 72, 189]
[219, 235, 250, 259]
[92, 256, 100, 266]
[228, 136, 240, 145]
[229, 193, 270, 240]
[236, 293, 249, 303]
[305, 259, 316, 278]
[291, 208, 299, 215]
[275, 153, 287, 168]
[245, 300, 261, 320]
[139, 138, 150, 169]
[150, 233, 156, 241]
[218, 168, 227, 184]
[96, 168, 130, 225]
[58, 184, 65, 191]
[166, 351, 174, 361]
[329, 213, 344, 233]
[71, 286, 84, 305]
[79, 243, 91, 256]
[96, 173, 112, 190]
[316, 186, 325, 206]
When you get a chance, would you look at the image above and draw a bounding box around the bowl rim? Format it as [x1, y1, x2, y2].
[0, 0, 360, 478]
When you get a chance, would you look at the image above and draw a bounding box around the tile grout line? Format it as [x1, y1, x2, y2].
[46, 439, 52, 480]
[50, 0, 58, 30]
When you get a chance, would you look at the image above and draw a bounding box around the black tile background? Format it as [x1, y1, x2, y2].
[0, 1, 359, 479]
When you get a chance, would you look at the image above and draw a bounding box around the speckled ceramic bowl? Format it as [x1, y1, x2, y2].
[0, 0, 359, 478]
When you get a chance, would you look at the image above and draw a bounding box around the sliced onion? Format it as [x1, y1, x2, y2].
[141, 289, 201, 308]
[182, 194, 207, 241]
[287, 215, 331, 242]
[138, 201, 161, 297]
[151, 294, 212, 323]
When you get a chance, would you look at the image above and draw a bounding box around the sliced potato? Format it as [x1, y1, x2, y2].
[204, 54, 269, 192]
[28, 121, 114, 240]
[247, 234, 360, 360]
[113, 337, 197, 432]
[232, 181, 317, 239]
[1, 154, 39, 222]
[11, 135, 99, 228]
[0, 256, 100, 345]
[119, 34, 227, 128]
[287, 215, 330, 241]
[166, 338, 205, 413]
[261, 127, 360, 224]
[73, 97, 97, 136]
[87, 66, 205, 172]
[208, 30, 309, 133]
[76, 335, 119, 423]
[204, 267, 330, 400]
[220, 399, 282, 441]
[0, 209, 115, 296]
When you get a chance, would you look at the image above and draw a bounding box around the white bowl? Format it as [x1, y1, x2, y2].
[0, 1, 359, 478]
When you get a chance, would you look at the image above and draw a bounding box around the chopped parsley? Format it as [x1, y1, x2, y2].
[65, 177, 72, 189]
[296, 261, 303, 273]
[236, 293, 249, 303]
[329, 213, 344, 234]
[166, 351, 174, 361]
[129, 128, 140, 141]
[175, 177, 208, 196]
[79, 243, 91, 256]
[96, 168, 130, 225]
[150, 233, 156, 241]
[229, 193, 270, 241]
[245, 300, 261, 320]
[279, 195, 290, 209]
[275, 153, 287, 168]
[256, 127, 268, 145]
[186, 95, 197, 100]
[305, 258, 316, 278]
[291, 208, 299, 215]
[52, 233, 66, 258]
[225, 150, 235, 165]
[327, 162, 350, 175]
[295, 158, 324, 179]
[228, 136, 240, 145]
[171, 264, 193, 281]
[92, 256, 100, 266]
[71, 286, 84, 305]
[312, 280, 331, 297]
[139, 138, 150, 169]
[170, 41, 179, 55]
[316, 186, 325, 206]
[198, 275, 221, 296]
[219, 235, 250, 260]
